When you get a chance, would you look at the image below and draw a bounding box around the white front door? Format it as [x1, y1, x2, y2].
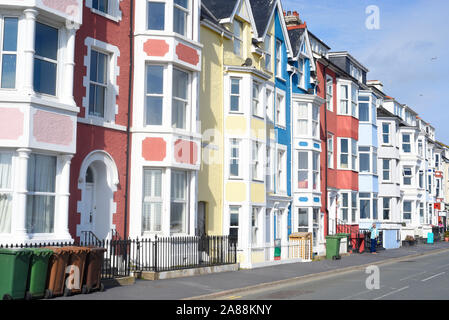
[82, 183, 96, 234]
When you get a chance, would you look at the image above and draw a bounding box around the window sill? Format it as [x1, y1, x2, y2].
[228, 111, 244, 116]
[228, 177, 243, 181]
[252, 179, 264, 183]
[276, 76, 287, 83]
[89, 8, 122, 23]
[252, 114, 265, 121]
[276, 124, 286, 130]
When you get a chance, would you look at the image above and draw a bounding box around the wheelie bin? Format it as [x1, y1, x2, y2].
[44, 246, 72, 299]
[25, 248, 54, 300]
[82, 247, 106, 294]
[336, 233, 351, 253]
[0, 248, 33, 300]
[64, 246, 90, 296]
[325, 235, 341, 260]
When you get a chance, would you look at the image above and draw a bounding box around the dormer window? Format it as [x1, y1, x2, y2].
[264, 34, 271, 71]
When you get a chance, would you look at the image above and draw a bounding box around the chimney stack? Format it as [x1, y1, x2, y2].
[284, 10, 302, 26]
[367, 80, 384, 92]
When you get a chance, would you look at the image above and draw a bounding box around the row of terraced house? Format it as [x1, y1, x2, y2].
[0, 0, 448, 269]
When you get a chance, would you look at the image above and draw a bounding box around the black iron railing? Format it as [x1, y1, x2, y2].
[0, 235, 237, 279]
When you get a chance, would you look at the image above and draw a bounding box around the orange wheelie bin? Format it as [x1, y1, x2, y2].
[44, 247, 72, 299]
[82, 247, 106, 294]
[63, 246, 90, 296]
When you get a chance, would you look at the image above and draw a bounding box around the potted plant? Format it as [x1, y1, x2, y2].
[444, 231, 449, 242]
[402, 235, 415, 247]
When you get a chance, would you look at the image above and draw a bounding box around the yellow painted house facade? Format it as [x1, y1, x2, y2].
[199, 0, 296, 268]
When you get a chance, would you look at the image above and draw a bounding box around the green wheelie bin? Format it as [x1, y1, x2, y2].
[25, 248, 54, 300]
[325, 235, 341, 260]
[0, 248, 33, 300]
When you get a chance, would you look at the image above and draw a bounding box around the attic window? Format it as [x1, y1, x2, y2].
[233, 20, 243, 56]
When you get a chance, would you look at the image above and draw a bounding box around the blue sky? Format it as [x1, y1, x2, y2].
[282, 0, 449, 143]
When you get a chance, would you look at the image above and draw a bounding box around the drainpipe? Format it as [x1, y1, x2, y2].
[289, 64, 297, 233]
[124, 0, 134, 240]
[322, 62, 329, 237]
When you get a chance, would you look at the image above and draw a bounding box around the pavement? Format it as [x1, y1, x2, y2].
[56, 240, 449, 300]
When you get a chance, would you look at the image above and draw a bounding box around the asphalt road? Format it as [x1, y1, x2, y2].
[218, 250, 449, 300]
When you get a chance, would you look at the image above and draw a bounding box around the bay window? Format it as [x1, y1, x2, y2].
[419, 170, 424, 189]
[173, 0, 189, 36]
[265, 87, 273, 121]
[34, 22, 58, 96]
[230, 78, 241, 112]
[142, 169, 163, 232]
[233, 19, 243, 56]
[419, 202, 424, 223]
[170, 170, 188, 234]
[229, 138, 241, 178]
[0, 17, 18, 89]
[0, 152, 12, 234]
[147, 1, 165, 30]
[172, 68, 189, 129]
[26, 154, 56, 234]
[145, 65, 164, 125]
[351, 85, 358, 117]
[89, 50, 108, 118]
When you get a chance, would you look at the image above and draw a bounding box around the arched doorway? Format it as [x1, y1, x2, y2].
[77, 151, 119, 241]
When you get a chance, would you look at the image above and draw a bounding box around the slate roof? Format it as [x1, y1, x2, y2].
[249, 0, 276, 38]
[201, 0, 239, 21]
[287, 27, 305, 57]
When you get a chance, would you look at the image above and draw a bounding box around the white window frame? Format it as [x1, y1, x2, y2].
[382, 122, 391, 145]
[312, 105, 319, 139]
[359, 192, 372, 220]
[86, 0, 122, 22]
[296, 103, 308, 136]
[275, 89, 286, 127]
[229, 77, 241, 113]
[382, 197, 390, 221]
[145, 64, 165, 126]
[229, 205, 240, 245]
[229, 138, 241, 179]
[382, 159, 391, 182]
[88, 49, 109, 118]
[326, 75, 333, 111]
[252, 141, 263, 181]
[252, 80, 262, 118]
[338, 81, 358, 118]
[233, 19, 243, 57]
[251, 206, 261, 246]
[297, 58, 305, 89]
[338, 138, 357, 171]
[0, 151, 13, 234]
[82, 38, 120, 127]
[327, 133, 334, 169]
[265, 86, 274, 122]
[403, 200, 412, 221]
[275, 39, 282, 78]
[0, 16, 18, 89]
[402, 166, 413, 186]
[34, 21, 60, 97]
[173, 0, 190, 37]
[297, 207, 309, 233]
[276, 145, 287, 193]
[142, 168, 163, 233]
[172, 67, 191, 131]
[170, 170, 189, 235]
[264, 34, 272, 72]
[402, 133, 412, 153]
[297, 151, 309, 190]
